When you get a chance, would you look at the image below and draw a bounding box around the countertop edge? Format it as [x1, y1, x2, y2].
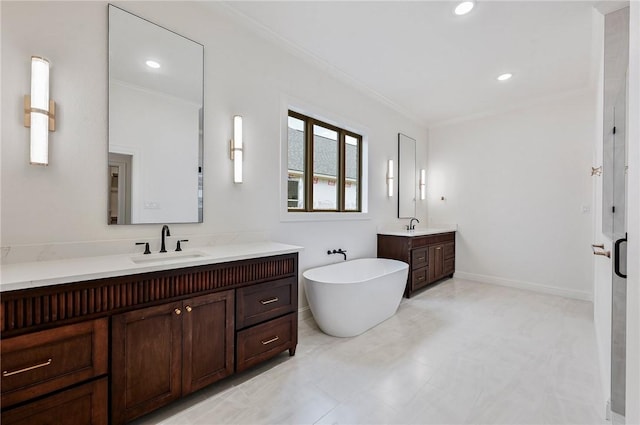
[377, 227, 457, 237]
[1, 242, 303, 293]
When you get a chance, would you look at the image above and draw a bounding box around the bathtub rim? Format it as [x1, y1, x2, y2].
[302, 258, 408, 285]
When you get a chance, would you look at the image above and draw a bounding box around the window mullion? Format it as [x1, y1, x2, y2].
[338, 131, 346, 212]
[305, 119, 314, 212]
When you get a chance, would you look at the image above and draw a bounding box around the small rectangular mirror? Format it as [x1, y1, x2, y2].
[398, 133, 416, 218]
[108, 5, 204, 224]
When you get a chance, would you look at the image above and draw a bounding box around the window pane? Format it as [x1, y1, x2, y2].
[287, 116, 305, 209]
[345, 135, 359, 211]
[313, 124, 338, 210]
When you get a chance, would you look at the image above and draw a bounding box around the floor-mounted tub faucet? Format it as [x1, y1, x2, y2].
[160, 224, 171, 253]
[327, 249, 348, 261]
[407, 217, 420, 230]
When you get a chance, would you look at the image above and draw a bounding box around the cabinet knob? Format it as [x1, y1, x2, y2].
[185, 305, 193, 313]
[174, 308, 182, 315]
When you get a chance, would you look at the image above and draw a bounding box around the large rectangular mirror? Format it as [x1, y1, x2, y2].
[398, 133, 416, 218]
[108, 5, 203, 224]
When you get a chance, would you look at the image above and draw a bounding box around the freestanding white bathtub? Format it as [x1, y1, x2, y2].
[303, 258, 409, 337]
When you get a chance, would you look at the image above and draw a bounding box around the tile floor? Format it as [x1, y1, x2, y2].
[133, 278, 607, 424]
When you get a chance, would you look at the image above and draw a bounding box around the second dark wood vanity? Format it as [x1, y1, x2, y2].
[378, 231, 455, 297]
[0, 251, 299, 425]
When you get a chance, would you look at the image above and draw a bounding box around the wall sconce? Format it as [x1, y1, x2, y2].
[387, 159, 394, 197]
[24, 56, 56, 165]
[419, 169, 426, 200]
[230, 115, 243, 183]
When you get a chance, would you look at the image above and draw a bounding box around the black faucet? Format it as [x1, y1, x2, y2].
[407, 217, 420, 230]
[176, 239, 189, 252]
[327, 249, 347, 261]
[135, 242, 151, 255]
[160, 225, 171, 253]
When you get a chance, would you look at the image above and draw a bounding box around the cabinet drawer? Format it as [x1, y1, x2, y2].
[1, 318, 108, 408]
[411, 248, 428, 268]
[236, 277, 296, 329]
[443, 242, 455, 259]
[412, 267, 429, 290]
[1, 377, 107, 425]
[236, 313, 296, 372]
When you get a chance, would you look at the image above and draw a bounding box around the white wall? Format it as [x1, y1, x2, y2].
[428, 90, 596, 300]
[0, 2, 427, 308]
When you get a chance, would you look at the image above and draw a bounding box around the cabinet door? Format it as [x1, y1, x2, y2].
[182, 290, 234, 395]
[111, 302, 183, 425]
[428, 245, 444, 282]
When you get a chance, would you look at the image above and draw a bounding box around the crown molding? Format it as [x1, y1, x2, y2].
[207, 2, 425, 127]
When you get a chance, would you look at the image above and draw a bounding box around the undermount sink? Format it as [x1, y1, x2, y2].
[130, 251, 207, 264]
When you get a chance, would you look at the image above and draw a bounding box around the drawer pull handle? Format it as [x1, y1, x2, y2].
[436, 247, 441, 250]
[185, 305, 193, 313]
[261, 336, 280, 345]
[416, 257, 425, 261]
[175, 308, 182, 315]
[417, 276, 424, 281]
[260, 297, 279, 305]
[3, 359, 52, 377]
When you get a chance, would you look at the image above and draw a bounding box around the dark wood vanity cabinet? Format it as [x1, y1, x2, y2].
[0, 252, 298, 425]
[235, 277, 298, 372]
[378, 232, 455, 297]
[1, 378, 108, 425]
[0, 319, 108, 425]
[111, 291, 234, 424]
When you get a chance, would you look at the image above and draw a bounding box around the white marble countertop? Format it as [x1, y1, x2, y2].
[377, 226, 457, 237]
[0, 241, 303, 292]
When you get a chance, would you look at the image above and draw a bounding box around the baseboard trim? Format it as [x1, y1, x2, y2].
[298, 305, 312, 320]
[454, 271, 593, 301]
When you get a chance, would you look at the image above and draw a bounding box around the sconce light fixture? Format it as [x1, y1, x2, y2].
[387, 159, 394, 197]
[24, 56, 55, 165]
[419, 169, 426, 200]
[230, 115, 243, 183]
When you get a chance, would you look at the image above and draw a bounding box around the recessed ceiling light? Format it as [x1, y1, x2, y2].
[497, 73, 513, 81]
[145, 60, 161, 69]
[454, 1, 475, 16]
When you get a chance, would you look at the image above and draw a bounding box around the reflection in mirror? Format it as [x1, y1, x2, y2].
[108, 5, 203, 224]
[398, 133, 416, 218]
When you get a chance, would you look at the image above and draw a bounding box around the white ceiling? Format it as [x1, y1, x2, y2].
[221, 1, 597, 126]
